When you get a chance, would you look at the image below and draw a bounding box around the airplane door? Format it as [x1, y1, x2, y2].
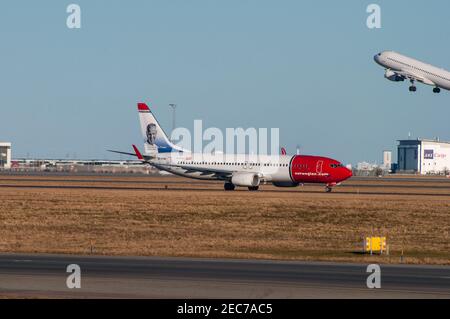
[316, 160, 323, 181]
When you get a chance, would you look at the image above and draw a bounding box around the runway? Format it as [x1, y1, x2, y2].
[0, 254, 449, 298]
[1, 174, 450, 197]
[1, 184, 449, 197]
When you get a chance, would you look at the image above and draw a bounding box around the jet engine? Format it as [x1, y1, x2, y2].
[231, 172, 260, 187]
[272, 181, 300, 187]
[384, 70, 404, 82]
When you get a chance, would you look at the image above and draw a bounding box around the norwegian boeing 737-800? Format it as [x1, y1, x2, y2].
[110, 103, 352, 192]
[374, 51, 450, 93]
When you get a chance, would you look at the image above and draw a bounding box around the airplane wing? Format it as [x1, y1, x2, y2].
[108, 145, 233, 178]
[107, 150, 137, 157]
[107, 144, 154, 161]
[153, 162, 235, 179]
[394, 70, 436, 85]
[109, 144, 260, 180]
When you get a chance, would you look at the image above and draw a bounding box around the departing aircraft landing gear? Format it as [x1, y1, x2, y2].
[409, 80, 416, 92]
[248, 186, 259, 191]
[224, 182, 235, 191]
[433, 87, 441, 93]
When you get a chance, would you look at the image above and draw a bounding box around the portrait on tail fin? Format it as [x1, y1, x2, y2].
[146, 123, 157, 145]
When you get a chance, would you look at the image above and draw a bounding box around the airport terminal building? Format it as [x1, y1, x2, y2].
[397, 139, 450, 174]
[0, 142, 11, 168]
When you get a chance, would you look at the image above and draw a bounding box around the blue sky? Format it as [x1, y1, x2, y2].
[1, 0, 450, 164]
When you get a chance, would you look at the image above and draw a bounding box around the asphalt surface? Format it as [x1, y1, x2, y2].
[1, 174, 450, 197]
[1, 177, 450, 188]
[2, 171, 450, 183]
[1, 183, 449, 197]
[0, 254, 448, 298]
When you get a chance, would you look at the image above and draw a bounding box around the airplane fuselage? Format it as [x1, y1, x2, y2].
[153, 153, 352, 186]
[374, 51, 450, 92]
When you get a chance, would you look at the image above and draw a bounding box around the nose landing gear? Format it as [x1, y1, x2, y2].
[325, 182, 337, 193]
[409, 79, 416, 92]
[433, 87, 441, 93]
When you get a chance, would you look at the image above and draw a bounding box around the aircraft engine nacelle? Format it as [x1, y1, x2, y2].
[272, 181, 300, 187]
[384, 70, 404, 82]
[231, 172, 260, 187]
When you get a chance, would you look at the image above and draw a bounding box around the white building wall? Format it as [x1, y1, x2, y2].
[420, 141, 450, 174]
[383, 151, 392, 169]
[0, 142, 12, 168]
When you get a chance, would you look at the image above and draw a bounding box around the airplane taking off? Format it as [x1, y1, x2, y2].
[110, 103, 352, 192]
[374, 51, 450, 93]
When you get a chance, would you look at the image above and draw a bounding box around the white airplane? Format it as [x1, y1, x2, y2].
[374, 51, 450, 93]
[109, 103, 352, 192]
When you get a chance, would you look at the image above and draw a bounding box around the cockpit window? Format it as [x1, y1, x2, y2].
[330, 163, 344, 168]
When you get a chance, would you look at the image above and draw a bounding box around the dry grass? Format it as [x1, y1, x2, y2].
[0, 175, 449, 265]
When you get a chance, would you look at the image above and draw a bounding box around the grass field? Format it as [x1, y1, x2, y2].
[0, 174, 449, 264]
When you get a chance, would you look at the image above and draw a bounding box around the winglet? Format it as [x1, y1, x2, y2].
[132, 144, 144, 160]
[281, 147, 287, 155]
[137, 103, 150, 112]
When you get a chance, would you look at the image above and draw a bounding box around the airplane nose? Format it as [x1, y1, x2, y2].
[346, 168, 353, 179]
[374, 53, 383, 65]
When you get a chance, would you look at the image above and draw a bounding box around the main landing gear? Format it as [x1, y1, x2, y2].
[409, 79, 417, 92]
[224, 182, 235, 191]
[223, 183, 259, 191]
[433, 87, 441, 93]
